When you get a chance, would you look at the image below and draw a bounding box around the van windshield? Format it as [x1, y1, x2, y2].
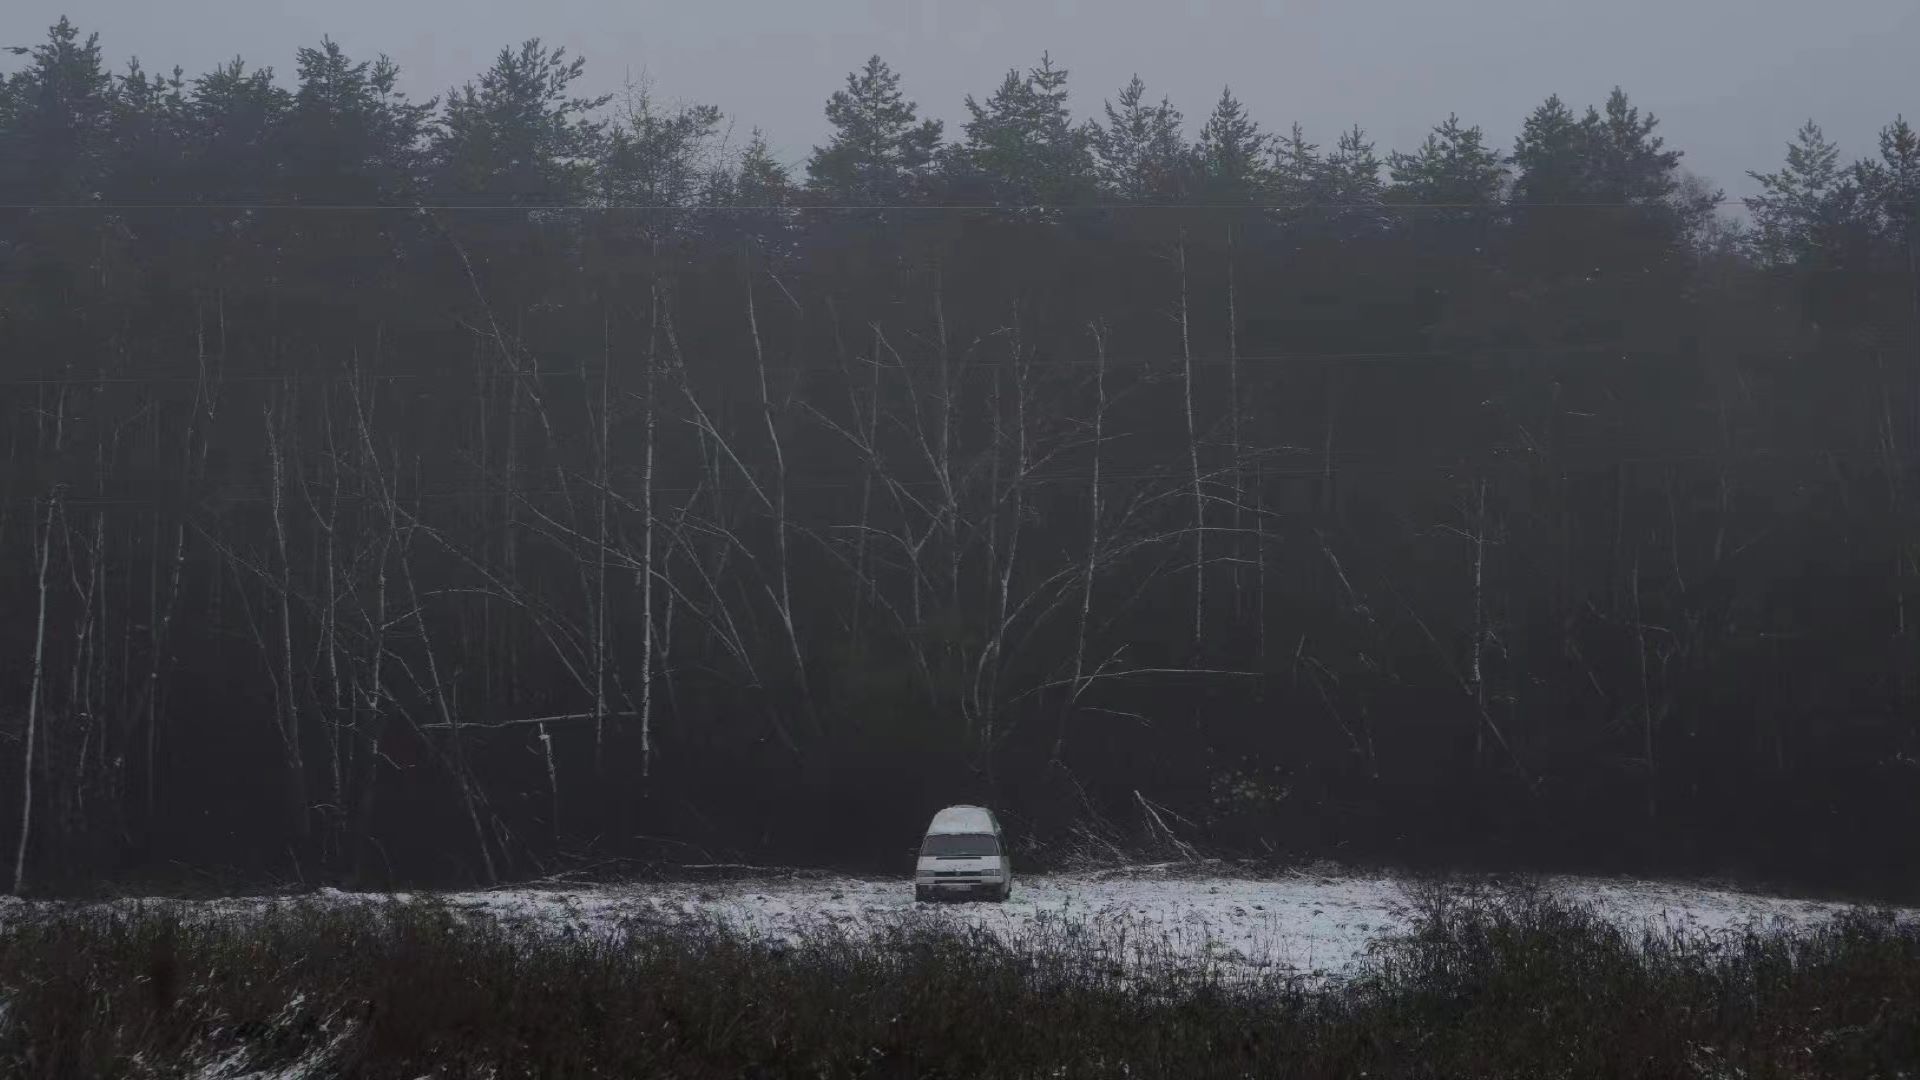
[921, 833, 999, 857]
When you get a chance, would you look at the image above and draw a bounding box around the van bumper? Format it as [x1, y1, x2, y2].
[914, 878, 1009, 901]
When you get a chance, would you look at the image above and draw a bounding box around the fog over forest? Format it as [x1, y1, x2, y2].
[2, 17, 1917, 897]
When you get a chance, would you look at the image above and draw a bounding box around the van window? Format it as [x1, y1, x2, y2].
[921, 833, 999, 856]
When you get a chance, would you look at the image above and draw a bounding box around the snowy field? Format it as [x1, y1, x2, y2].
[438, 869, 1904, 982]
[8, 866, 1903, 985]
[1, 868, 1912, 1079]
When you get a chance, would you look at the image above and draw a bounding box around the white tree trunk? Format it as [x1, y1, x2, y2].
[594, 311, 612, 774]
[640, 276, 661, 781]
[1226, 225, 1244, 613]
[1470, 477, 1488, 768]
[1059, 322, 1109, 762]
[746, 259, 811, 727]
[263, 400, 308, 841]
[1178, 237, 1205, 652]
[12, 492, 57, 895]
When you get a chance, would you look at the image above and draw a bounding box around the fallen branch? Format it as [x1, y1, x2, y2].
[1135, 790, 1202, 863]
[420, 712, 640, 732]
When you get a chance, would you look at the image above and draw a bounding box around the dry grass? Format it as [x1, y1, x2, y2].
[0, 884, 1915, 1078]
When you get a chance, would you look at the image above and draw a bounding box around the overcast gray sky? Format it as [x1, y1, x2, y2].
[6, 0, 1915, 201]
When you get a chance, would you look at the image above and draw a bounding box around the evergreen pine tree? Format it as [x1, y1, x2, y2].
[1385, 113, 1506, 205]
[430, 39, 610, 205]
[1509, 94, 1586, 205]
[0, 17, 116, 201]
[105, 57, 190, 203]
[1193, 86, 1270, 204]
[282, 39, 433, 205]
[1270, 123, 1321, 203]
[951, 53, 1096, 205]
[1744, 120, 1851, 266]
[1322, 125, 1383, 203]
[804, 55, 941, 204]
[731, 129, 794, 207]
[1852, 116, 1919, 261]
[186, 57, 291, 202]
[700, 128, 796, 253]
[1088, 75, 1186, 203]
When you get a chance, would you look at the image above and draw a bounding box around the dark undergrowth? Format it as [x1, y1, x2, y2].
[1, 885, 1915, 1078]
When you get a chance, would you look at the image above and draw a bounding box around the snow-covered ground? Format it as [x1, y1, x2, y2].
[442, 870, 1419, 982]
[477, 870, 1905, 981]
[3, 867, 1912, 1078]
[4, 866, 1906, 986]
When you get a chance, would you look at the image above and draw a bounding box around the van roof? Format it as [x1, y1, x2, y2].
[926, 804, 997, 835]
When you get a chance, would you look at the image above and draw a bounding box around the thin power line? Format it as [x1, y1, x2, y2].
[4, 450, 1885, 507]
[0, 200, 1740, 212]
[0, 346, 1782, 388]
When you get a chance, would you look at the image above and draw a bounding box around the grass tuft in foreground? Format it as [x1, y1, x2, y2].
[1, 885, 1916, 1078]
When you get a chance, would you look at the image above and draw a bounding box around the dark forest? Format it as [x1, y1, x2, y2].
[3, 17, 1917, 897]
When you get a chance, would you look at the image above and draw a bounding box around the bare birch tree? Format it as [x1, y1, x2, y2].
[1177, 234, 1206, 652]
[11, 489, 58, 895]
[262, 396, 311, 845]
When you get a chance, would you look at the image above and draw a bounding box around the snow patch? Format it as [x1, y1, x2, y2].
[400, 870, 1908, 984]
[3, 870, 1907, 987]
[925, 805, 998, 835]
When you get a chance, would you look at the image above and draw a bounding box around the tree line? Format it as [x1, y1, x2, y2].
[2, 17, 1917, 893]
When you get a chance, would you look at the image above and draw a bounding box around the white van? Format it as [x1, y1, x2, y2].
[912, 804, 1012, 902]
